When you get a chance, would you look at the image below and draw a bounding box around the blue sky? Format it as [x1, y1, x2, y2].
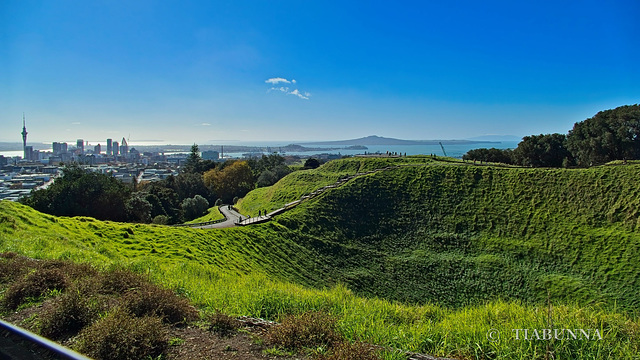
[2, 0, 639, 144]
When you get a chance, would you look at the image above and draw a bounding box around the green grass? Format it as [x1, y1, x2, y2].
[185, 206, 225, 224]
[270, 162, 640, 311]
[237, 156, 436, 215]
[1, 157, 640, 359]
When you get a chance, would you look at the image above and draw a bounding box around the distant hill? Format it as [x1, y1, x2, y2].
[466, 135, 522, 142]
[302, 135, 499, 146]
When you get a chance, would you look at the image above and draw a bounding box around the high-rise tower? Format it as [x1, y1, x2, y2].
[21, 113, 28, 159]
[120, 137, 128, 157]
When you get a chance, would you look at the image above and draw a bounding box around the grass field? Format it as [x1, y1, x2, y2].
[1, 157, 639, 359]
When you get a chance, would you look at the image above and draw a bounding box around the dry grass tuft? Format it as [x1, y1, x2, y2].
[74, 307, 168, 360]
[206, 310, 241, 336]
[38, 287, 103, 340]
[317, 341, 381, 360]
[266, 311, 341, 350]
[1, 267, 68, 310]
[122, 283, 199, 325]
[95, 269, 147, 295]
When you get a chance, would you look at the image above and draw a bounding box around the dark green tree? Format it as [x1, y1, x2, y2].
[181, 144, 202, 174]
[139, 182, 182, 224]
[181, 195, 209, 221]
[22, 165, 131, 221]
[462, 148, 513, 164]
[304, 158, 321, 169]
[566, 104, 640, 166]
[512, 133, 572, 168]
[125, 192, 152, 223]
[171, 173, 212, 203]
[256, 170, 277, 188]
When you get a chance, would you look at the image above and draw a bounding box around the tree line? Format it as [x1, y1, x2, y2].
[463, 104, 640, 167]
[22, 145, 324, 224]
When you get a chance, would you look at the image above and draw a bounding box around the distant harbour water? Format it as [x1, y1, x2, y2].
[0, 151, 25, 158]
[221, 141, 520, 159]
[0, 142, 520, 159]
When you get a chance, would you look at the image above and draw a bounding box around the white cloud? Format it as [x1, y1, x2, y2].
[71, 122, 81, 125]
[265, 77, 291, 85]
[266, 77, 310, 100]
[268, 86, 290, 93]
[289, 89, 310, 100]
[201, 122, 211, 126]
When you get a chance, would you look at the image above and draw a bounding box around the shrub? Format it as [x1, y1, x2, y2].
[266, 311, 341, 350]
[181, 195, 209, 221]
[317, 341, 381, 360]
[1, 268, 68, 310]
[40, 260, 98, 282]
[39, 288, 102, 340]
[74, 308, 168, 360]
[96, 269, 147, 295]
[0, 253, 38, 284]
[152, 214, 169, 225]
[122, 284, 198, 325]
[206, 310, 241, 336]
[304, 158, 321, 169]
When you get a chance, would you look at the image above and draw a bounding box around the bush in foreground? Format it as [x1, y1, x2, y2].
[123, 283, 199, 325]
[266, 311, 341, 350]
[206, 309, 241, 336]
[38, 286, 103, 340]
[1, 268, 68, 310]
[74, 308, 168, 360]
[317, 341, 381, 360]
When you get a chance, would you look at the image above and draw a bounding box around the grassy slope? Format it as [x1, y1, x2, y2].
[268, 162, 640, 310]
[1, 157, 639, 359]
[237, 156, 436, 215]
[185, 206, 225, 224]
[0, 201, 323, 287]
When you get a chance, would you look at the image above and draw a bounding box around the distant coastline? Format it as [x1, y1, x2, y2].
[301, 135, 501, 146]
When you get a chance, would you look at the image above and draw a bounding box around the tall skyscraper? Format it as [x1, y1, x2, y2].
[77, 139, 84, 154]
[113, 141, 119, 156]
[120, 137, 128, 157]
[21, 114, 28, 160]
[94, 144, 101, 154]
[107, 139, 113, 156]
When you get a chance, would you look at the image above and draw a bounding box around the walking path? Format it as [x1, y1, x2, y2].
[179, 163, 419, 229]
[191, 205, 244, 229]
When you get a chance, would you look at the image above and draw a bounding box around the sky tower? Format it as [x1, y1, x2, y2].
[21, 113, 28, 159]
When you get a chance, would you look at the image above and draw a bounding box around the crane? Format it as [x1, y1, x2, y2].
[439, 142, 447, 157]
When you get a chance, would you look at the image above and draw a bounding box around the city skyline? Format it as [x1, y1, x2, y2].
[3, 1, 639, 143]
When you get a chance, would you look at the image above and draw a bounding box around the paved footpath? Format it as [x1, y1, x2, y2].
[192, 205, 244, 229]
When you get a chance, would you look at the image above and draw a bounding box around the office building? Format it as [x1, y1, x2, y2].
[120, 137, 128, 157]
[53, 142, 68, 155]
